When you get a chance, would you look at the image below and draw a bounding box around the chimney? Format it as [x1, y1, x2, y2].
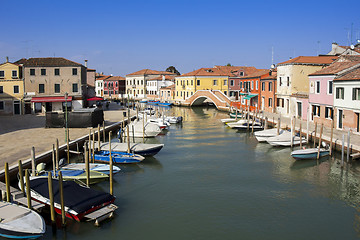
[84, 60, 88, 68]
[6, 56, 9, 62]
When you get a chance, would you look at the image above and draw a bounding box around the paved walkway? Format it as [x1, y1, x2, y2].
[0, 102, 133, 170]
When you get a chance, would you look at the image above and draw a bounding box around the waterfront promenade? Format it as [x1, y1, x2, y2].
[0, 102, 133, 171]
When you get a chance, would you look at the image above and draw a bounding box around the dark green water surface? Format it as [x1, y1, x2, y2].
[43, 107, 360, 240]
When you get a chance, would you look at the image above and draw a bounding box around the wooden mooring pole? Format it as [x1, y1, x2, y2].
[341, 134, 345, 168]
[98, 124, 101, 150]
[109, 131, 113, 195]
[25, 170, 31, 209]
[317, 124, 323, 160]
[58, 172, 66, 227]
[47, 174, 56, 226]
[313, 122, 317, 148]
[299, 121, 303, 149]
[85, 143, 90, 187]
[4, 162, 10, 202]
[31, 147, 35, 176]
[347, 131, 350, 162]
[18, 160, 25, 195]
[329, 119, 334, 156]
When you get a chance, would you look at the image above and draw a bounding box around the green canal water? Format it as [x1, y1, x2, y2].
[43, 106, 360, 240]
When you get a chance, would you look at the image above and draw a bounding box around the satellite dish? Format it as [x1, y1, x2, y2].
[271, 64, 275, 69]
[350, 45, 355, 50]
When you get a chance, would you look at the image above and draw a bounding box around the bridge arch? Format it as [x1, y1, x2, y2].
[184, 90, 230, 110]
[191, 96, 218, 108]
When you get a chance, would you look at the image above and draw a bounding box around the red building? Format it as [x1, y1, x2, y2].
[103, 76, 126, 100]
[232, 69, 273, 111]
[260, 69, 277, 113]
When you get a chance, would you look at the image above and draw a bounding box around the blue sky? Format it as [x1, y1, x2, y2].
[1, 0, 360, 76]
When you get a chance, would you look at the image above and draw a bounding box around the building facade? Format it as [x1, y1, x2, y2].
[103, 76, 126, 100]
[16, 57, 87, 113]
[0, 60, 24, 115]
[260, 70, 277, 113]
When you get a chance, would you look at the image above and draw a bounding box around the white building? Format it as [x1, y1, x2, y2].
[147, 75, 175, 98]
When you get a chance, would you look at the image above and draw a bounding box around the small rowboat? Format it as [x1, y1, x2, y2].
[93, 151, 145, 164]
[0, 201, 45, 239]
[41, 169, 109, 185]
[291, 148, 330, 160]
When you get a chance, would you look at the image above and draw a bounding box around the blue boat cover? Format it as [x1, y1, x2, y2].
[29, 178, 114, 215]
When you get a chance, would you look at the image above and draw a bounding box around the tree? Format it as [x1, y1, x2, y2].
[166, 66, 180, 75]
[225, 63, 232, 66]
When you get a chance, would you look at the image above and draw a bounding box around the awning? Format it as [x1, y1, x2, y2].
[243, 94, 258, 100]
[31, 96, 72, 103]
[87, 97, 103, 101]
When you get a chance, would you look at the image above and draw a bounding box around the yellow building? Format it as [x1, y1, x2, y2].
[0, 61, 24, 115]
[174, 67, 229, 101]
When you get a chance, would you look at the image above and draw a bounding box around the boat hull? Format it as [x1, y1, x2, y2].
[93, 151, 145, 164]
[291, 148, 330, 160]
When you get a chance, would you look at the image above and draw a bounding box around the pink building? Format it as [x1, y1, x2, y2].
[308, 55, 360, 128]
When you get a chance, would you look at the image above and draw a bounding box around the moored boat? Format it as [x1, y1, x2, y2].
[61, 163, 121, 175]
[291, 148, 330, 160]
[158, 102, 173, 106]
[0, 201, 45, 239]
[125, 120, 161, 138]
[19, 177, 115, 222]
[39, 169, 109, 185]
[266, 131, 307, 147]
[100, 142, 164, 156]
[93, 150, 145, 164]
[254, 128, 285, 142]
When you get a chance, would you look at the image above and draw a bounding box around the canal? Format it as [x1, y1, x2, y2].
[43, 106, 360, 239]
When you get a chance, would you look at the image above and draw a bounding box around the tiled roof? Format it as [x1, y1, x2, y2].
[334, 66, 360, 81]
[309, 62, 360, 76]
[238, 69, 270, 79]
[107, 76, 125, 81]
[15, 57, 84, 67]
[179, 67, 230, 77]
[262, 71, 277, 80]
[148, 75, 176, 81]
[278, 56, 338, 66]
[126, 69, 177, 76]
[339, 45, 360, 54]
[214, 65, 261, 77]
[96, 75, 111, 80]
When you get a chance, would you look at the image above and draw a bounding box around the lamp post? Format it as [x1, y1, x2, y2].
[65, 92, 68, 143]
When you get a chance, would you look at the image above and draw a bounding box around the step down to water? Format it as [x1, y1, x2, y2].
[85, 204, 118, 226]
[0, 181, 24, 200]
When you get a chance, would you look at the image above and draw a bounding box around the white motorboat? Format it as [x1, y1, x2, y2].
[291, 148, 330, 160]
[254, 128, 286, 142]
[266, 131, 307, 147]
[0, 201, 45, 239]
[148, 117, 170, 130]
[164, 116, 183, 124]
[220, 118, 239, 124]
[125, 120, 161, 138]
[226, 119, 249, 128]
[100, 142, 164, 156]
[227, 119, 262, 130]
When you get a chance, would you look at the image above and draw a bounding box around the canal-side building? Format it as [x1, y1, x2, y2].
[333, 66, 360, 132]
[147, 75, 175, 100]
[276, 56, 337, 118]
[308, 56, 360, 128]
[226, 66, 262, 100]
[327, 42, 360, 56]
[236, 69, 271, 111]
[159, 84, 175, 102]
[0, 59, 24, 115]
[103, 75, 126, 100]
[16, 57, 87, 113]
[260, 69, 277, 113]
[125, 69, 177, 100]
[95, 74, 109, 98]
[174, 67, 229, 101]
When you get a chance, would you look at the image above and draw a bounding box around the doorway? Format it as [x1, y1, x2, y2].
[356, 113, 359, 132]
[45, 102, 52, 112]
[13, 100, 21, 115]
[338, 109, 343, 129]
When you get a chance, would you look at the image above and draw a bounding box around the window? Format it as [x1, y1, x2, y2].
[269, 82, 273, 91]
[0, 71, 4, 78]
[41, 69, 46, 75]
[72, 68, 77, 75]
[230, 80, 234, 86]
[325, 107, 333, 119]
[72, 83, 78, 92]
[224, 80, 227, 86]
[297, 102, 302, 118]
[335, 87, 344, 99]
[352, 88, 360, 100]
[104, 82, 107, 88]
[239, 72, 244, 76]
[13, 85, 19, 94]
[328, 81, 333, 94]
[277, 98, 284, 108]
[0, 101, 3, 110]
[197, 79, 200, 86]
[30, 69, 35, 76]
[312, 105, 320, 117]
[213, 80, 217, 86]
[261, 82, 265, 91]
[54, 69, 60, 76]
[240, 82, 242, 88]
[54, 84, 60, 93]
[316, 81, 320, 94]
[104, 91, 108, 94]
[191, 80, 193, 85]
[251, 81, 253, 90]
[0, 86, 3, 93]
[279, 77, 282, 86]
[187, 80, 189, 85]
[269, 98, 273, 107]
[39, 84, 45, 93]
[255, 81, 258, 90]
[12, 70, 17, 78]
[287, 77, 290, 86]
